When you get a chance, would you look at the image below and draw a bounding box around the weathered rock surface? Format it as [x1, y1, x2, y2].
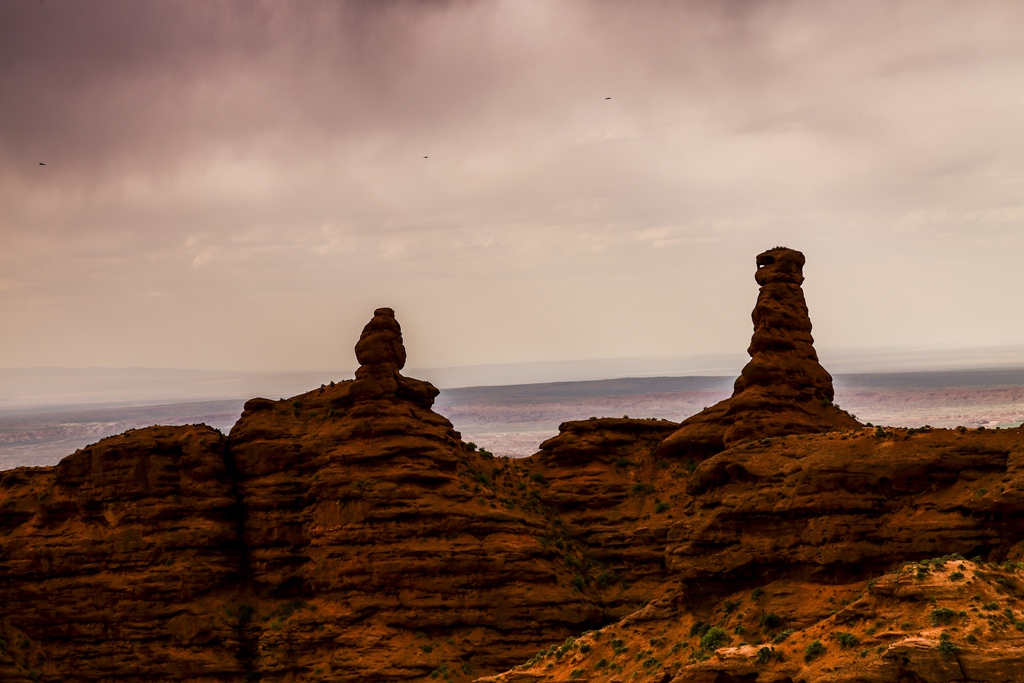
[658, 247, 860, 459]
[0, 309, 682, 682]
[0, 425, 243, 682]
[502, 558, 1024, 682]
[669, 426, 1024, 589]
[2, 249, 1024, 683]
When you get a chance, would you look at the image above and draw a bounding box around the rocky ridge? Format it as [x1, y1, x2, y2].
[2, 251, 1023, 682]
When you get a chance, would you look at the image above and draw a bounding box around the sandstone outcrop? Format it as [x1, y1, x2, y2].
[657, 247, 860, 459]
[2, 249, 1024, 683]
[670, 426, 1024, 588]
[0, 309, 682, 682]
[0, 425, 243, 682]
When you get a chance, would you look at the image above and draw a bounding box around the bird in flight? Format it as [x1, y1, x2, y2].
[39, 162, 46, 166]
[605, 97, 611, 100]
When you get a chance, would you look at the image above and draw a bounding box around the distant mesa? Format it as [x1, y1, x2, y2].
[656, 246, 861, 458]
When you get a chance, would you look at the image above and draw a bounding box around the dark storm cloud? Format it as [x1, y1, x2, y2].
[1, 0, 1023, 371]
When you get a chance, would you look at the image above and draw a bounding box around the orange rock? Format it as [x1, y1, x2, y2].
[3, 254, 1024, 683]
[657, 247, 861, 459]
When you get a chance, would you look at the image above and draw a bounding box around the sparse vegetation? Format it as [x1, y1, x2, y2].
[833, 631, 859, 649]
[804, 640, 826, 662]
[938, 633, 960, 657]
[700, 627, 728, 651]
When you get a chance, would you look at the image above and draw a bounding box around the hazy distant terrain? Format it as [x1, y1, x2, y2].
[437, 370, 1024, 457]
[1, 368, 1022, 469]
[0, 400, 246, 471]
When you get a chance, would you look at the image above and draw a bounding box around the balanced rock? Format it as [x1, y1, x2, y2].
[657, 247, 860, 458]
[348, 307, 438, 407]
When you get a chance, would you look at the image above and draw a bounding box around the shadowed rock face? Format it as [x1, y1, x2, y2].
[657, 247, 861, 459]
[349, 307, 439, 407]
[5, 268, 1024, 683]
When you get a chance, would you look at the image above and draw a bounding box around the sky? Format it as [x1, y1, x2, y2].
[2, 0, 1023, 375]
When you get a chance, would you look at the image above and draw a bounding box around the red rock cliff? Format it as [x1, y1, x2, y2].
[3, 258, 1024, 683]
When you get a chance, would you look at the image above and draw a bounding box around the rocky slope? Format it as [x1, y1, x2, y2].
[2, 250, 1024, 683]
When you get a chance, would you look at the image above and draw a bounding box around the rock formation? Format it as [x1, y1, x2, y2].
[0, 309, 684, 682]
[2, 250, 1024, 683]
[657, 246, 861, 459]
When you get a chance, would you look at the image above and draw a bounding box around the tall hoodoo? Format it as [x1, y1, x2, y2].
[656, 247, 860, 458]
[732, 247, 836, 401]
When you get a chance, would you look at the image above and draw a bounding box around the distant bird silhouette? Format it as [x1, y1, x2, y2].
[38, 162, 45, 165]
[423, 156, 428, 159]
[605, 97, 611, 100]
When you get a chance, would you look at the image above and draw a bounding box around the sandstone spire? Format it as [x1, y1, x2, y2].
[656, 247, 860, 458]
[349, 307, 439, 407]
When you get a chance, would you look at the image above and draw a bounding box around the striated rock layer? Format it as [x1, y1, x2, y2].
[657, 247, 861, 460]
[0, 308, 684, 682]
[3, 251, 1024, 683]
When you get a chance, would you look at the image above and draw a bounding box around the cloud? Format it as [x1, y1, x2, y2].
[0, 0, 1023, 371]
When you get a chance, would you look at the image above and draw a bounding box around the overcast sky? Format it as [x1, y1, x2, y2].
[2, 0, 1023, 374]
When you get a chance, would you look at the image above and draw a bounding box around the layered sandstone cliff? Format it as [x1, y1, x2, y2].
[2, 251, 1023, 683]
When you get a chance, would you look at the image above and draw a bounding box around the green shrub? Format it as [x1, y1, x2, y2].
[531, 472, 545, 483]
[950, 571, 965, 581]
[938, 633, 960, 657]
[804, 640, 826, 662]
[834, 631, 859, 649]
[655, 501, 670, 513]
[689, 621, 710, 638]
[632, 482, 655, 496]
[596, 570, 617, 588]
[751, 587, 765, 601]
[595, 658, 607, 669]
[756, 646, 773, 664]
[931, 607, 957, 625]
[760, 612, 784, 629]
[700, 627, 728, 651]
[569, 669, 584, 679]
[723, 599, 741, 614]
[614, 458, 630, 468]
[771, 629, 793, 644]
